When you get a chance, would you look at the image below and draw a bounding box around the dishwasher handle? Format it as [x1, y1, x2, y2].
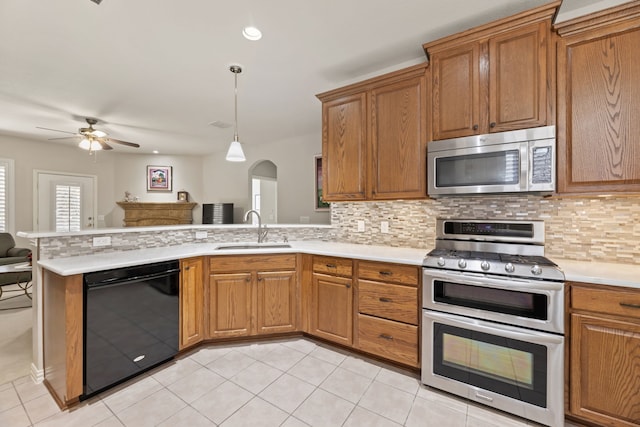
[85, 268, 180, 288]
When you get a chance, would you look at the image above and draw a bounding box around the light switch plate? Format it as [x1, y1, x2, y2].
[92, 236, 111, 247]
[381, 221, 389, 233]
[357, 220, 365, 232]
[195, 231, 208, 239]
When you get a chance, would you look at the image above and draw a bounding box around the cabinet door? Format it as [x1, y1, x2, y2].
[208, 272, 252, 338]
[311, 273, 353, 345]
[557, 26, 640, 193]
[571, 313, 640, 426]
[257, 270, 297, 334]
[179, 257, 204, 349]
[322, 93, 367, 201]
[430, 41, 483, 139]
[370, 74, 427, 199]
[489, 21, 547, 132]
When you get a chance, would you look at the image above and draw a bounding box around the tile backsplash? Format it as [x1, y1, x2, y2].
[331, 195, 640, 265]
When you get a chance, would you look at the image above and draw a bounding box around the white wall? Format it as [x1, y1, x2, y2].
[201, 132, 331, 224]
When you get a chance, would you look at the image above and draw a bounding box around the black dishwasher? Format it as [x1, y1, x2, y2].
[82, 260, 180, 399]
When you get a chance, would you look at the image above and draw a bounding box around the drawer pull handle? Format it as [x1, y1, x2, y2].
[619, 302, 640, 309]
[345, 283, 351, 289]
[326, 263, 337, 268]
[379, 271, 392, 276]
[379, 297, 393, 303]
[379, 334, 393, 341]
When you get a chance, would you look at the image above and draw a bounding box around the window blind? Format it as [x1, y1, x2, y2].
[55, 184, 82, 232]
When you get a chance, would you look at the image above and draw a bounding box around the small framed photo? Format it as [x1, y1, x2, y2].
[314, 155, 329, 211]
[147, 166, 172, 192]
[177, 191, 189, 202]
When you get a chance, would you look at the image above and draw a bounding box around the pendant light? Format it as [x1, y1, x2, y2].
[226, 65, 246, 162]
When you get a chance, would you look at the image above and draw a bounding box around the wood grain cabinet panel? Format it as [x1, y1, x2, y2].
[179, 257, 204, 349]
[208, 272, 253, 338]
[358, 280, 418, 325]
[317, 63, 428, 201]
[257, 270, 297, 334]
[424, 3, 557, 140]
[357, 314, 419, 367]
[556, 3, 640, 193]
[311, 272, 353, 346]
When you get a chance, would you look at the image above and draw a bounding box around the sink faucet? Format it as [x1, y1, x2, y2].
[244, 209, 268, 243]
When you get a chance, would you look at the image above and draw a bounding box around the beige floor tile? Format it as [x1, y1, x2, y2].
[293, 388, 354, 427]
[220, 396, 289, 427]
[94, 415, 125, 426]
[319, 366, 373, 404]
[259, 344, 306, 371]
[0, 383, 21, 412]
[34, 400, 113, 427]
[358, 381, 415, 424]
[259, 373, 315, 413]
[157, 406, 216, 427]
[101, 375, 164, 414]
[116, 388, 187, 427]
[230, 360, 283, 394]
[0, 308, 32, 385]
[280, 416, 310, 427]
[417, 384, 469, 413]
[0, 381, 12, 392]
[14, 376, 49, 403]
[0, 404, 31, 427]
[167, 366, 225, 403]
[188, 345, 232, 366]
[235, 341, 281, 360]
[405, 395, 467, 427]
[288, 354, 337, 386]
[308, 345, 348, 365]
[343, 406, 402, 427]
[22, 392, 60, 424]
[375, 366, 421, 395]
[206, 350, 256, 379]
[151, 356, 202, 387]
[281, 338, 317, 354]
[339, 355, 382, 379]
[191, 380, 253, 425]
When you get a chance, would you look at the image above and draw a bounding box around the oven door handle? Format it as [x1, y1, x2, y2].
[424, 310, 564, 345]
[423, 269, 563, 291]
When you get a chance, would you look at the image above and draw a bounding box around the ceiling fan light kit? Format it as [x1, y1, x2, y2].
[37, 117, 141, 153]
[79, 137, 102, 152]
[225, 65, 247, 162]
[242, 26, 262, 41]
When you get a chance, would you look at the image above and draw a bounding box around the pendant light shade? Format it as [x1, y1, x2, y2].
[226, 65, 246, 162]
[78, 137, 102, 152]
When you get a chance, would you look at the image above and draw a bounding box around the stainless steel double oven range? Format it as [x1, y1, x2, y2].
[422, 219, 565, 427]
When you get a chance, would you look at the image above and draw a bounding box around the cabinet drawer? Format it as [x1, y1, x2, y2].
[572, 285, 640, 320]
[358, 261, 419, 286]
[357, 314, 419, 367]
[313, 256, 352, 277]
[358, 280, 418, 325]
[210, 254, 296, 273]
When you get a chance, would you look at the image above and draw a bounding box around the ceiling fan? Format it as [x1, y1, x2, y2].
[37, 118, 141, 151]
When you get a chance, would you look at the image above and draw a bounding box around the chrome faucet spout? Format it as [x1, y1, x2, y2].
[244, 209, 266, 243]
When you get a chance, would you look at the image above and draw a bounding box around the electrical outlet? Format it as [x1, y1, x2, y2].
[357, 220, 365, 232]
[92, 236, 111, 247]
[195, 231, 207, 239]
[380, 221, 389, 234]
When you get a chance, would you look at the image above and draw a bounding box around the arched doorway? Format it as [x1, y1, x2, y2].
[248, 160, 277, 224]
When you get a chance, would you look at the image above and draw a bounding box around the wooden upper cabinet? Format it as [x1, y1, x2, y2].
[317, 63, 428, 201]
[555, 2, 640, 193]
[370, 73, 427, 199]
[424, 1, 558, 140]
[322, 93, 367, 201]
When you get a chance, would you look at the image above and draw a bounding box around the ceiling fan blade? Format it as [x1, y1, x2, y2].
[97, 140, 114, 150]
[36, 126, 77, 135]
[47, 136, 79, 141]
[108, 138, 140, 148]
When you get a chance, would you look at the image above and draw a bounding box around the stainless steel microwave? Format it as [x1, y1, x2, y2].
[427, 126, 556, 197]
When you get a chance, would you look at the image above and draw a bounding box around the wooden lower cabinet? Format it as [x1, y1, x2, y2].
[207, 254, 297, 338]
[357, 314, 419, 367]
[311, 272, 353, 345]
[568, 282, 640, 426]
[179, 257, 204, 349]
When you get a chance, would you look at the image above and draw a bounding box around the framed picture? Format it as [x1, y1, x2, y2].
[177, 191, 189, 202]
[146, 166, 172, 192]
[314, 155, 330, 211]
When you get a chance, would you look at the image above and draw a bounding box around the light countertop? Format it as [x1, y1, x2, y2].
[36, 241, 639, 289]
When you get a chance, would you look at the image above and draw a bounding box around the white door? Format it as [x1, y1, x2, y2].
[35, 171, 97, 232]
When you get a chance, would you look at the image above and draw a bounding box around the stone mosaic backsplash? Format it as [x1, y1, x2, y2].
[331, 195, 640, 265]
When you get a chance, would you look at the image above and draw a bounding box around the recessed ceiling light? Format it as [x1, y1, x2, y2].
[152, 150, 159, 154]
[242, 26, 262, 41]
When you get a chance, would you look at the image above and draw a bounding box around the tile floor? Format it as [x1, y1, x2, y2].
[0, 338, 580, 427]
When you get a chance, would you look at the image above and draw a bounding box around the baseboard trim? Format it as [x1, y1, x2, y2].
[30, 363, 44, 384]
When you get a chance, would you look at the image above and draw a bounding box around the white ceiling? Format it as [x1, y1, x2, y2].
[0, 0, 602, 155]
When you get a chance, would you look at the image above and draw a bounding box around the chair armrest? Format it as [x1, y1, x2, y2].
[7, 247, 31, 258]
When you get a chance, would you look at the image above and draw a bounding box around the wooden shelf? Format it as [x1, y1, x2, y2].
[116, 202, 197, 227]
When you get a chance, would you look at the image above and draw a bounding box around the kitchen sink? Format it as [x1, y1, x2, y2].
[215, 243, 291, 250]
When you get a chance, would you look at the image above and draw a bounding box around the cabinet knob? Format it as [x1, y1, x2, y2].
[379, 271, 392, 276]
[184, 266, 190, 271]
[490, 122, 496, 128]
[473, 124, 479, 131]
[326, 263, 337, 269]
[345, 283, 351, 289]
[246, 277, 251, 282]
